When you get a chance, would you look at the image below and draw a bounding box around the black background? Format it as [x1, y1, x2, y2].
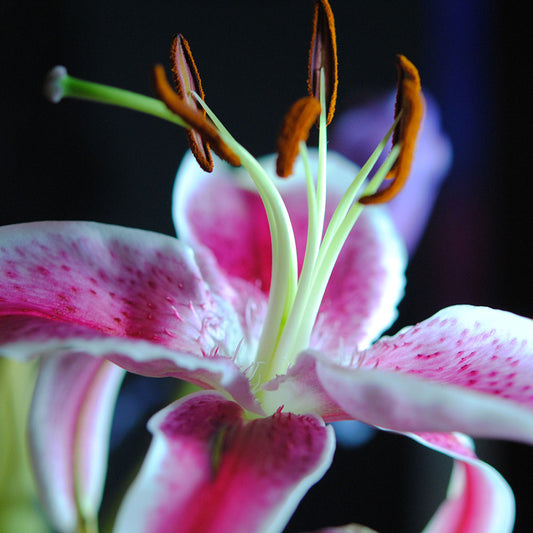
[1, 0, 531, 531]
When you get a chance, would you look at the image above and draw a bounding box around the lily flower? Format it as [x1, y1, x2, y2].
[1, 1, 532, 532]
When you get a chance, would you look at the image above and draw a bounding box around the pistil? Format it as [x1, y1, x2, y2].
[44, 66, 187, 128]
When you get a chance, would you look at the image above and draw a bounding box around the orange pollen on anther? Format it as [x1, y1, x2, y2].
[359, 54, 425, 205]
[171, 34, 206, 104]
[308, 0, 338, 125]
[276, 96, 321, 178]
[152, 65, 241, 170]
[169, 34, 214, 172]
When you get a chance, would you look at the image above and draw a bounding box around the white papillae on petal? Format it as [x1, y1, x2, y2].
[315, 306, 533, 443]
[408, 433, 515, 533]
[173, 150, 406, 352]
[261, 352, 351, 421]
[0, 221, 260, 412]
[114, 391, 335, 533]
[28, 353, 124, 533]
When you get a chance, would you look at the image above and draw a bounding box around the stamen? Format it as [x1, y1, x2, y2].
[308, 0, 338, 125]
[192, 94, 299, 381]
[170, 34, 213, 172]
[151, 64, 241, 169]
[276, 96, 321, 178]
[359, 54, 424, 204]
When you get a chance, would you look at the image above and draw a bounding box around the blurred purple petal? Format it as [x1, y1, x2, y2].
[330, 92, 452, 252]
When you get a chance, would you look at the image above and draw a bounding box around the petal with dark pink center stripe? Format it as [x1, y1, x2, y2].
[114, 391, 335, 533]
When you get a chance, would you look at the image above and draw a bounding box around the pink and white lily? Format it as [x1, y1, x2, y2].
[1, 146, 531, 531]
[1, 1, 532, 531]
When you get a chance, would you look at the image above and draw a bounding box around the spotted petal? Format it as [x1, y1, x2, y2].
[114, 391, 335, 533]
[29, 353, 124, 533]
[315, 305, 533, 443]
[0, 221, 259, 412]
[173, 150, 406, 352]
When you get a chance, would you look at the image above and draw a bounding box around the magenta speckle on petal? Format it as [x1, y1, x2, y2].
[361, 306, 533, 412]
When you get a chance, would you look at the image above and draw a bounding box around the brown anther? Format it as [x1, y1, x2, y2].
[359, 54, 424, 205]
[308, 0, 338, 125]
[152, 64, 240, 169]
[169, 34, 214, 171]
[276, 96, 321, 178]
[171, 34, 205, 105]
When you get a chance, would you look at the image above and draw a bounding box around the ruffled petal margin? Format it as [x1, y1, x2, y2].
[29, 353, 124, 533]
[114, 391, 335, 533]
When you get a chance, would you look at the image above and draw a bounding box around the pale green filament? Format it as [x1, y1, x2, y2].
[267, 106, 399, 378]
[299, 141, 320, 276]
[284, 144, 401, 360]
[275, 124, 400, 363]
[315, 69, 329, 252]
[263, 70, 330, 377]
[47, 67, 400, 387]
[192, 96, 300, 379]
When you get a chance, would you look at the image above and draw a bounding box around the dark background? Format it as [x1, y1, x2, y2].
[1, 0, 531, 531]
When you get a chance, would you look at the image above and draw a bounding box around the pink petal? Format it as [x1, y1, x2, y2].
[174, 151, 406, 351]
[315, 306, 533, 443]
[313, 203, 406, 352]
[408, 433, 515, 533]
[0, 222, 260, 412]
[261, 352, 351, 422]
[29, 353, 124, 533]
[114, 391, 335, 533]
[173, 152, 274, 292]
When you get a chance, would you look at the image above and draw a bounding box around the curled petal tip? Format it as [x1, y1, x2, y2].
[44, 65, 68, 103]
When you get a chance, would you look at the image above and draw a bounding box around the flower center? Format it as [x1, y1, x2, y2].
[43, 1, 424, 388]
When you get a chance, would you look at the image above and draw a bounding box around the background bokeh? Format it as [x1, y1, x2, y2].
[1, 0, 531, 531]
